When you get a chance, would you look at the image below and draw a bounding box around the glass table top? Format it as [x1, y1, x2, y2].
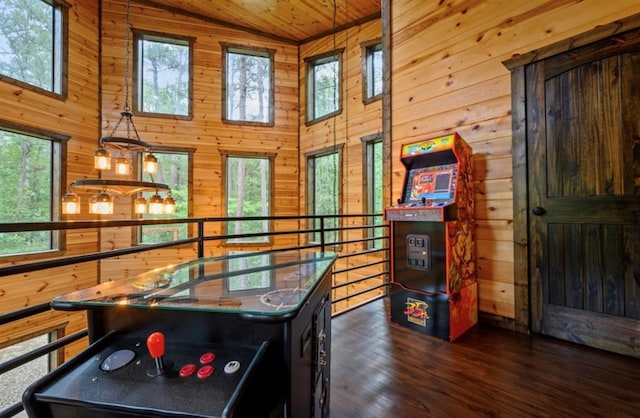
[52, 250, 337, 317]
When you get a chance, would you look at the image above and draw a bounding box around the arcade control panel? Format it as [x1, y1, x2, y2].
[385, 198, 457, 222]
[24, 331, 268, 418]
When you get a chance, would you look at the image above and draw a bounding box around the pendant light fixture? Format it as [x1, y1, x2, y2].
[62, 0, 172, 216]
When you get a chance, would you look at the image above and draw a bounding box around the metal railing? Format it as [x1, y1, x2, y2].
[0, 214, 389, 417]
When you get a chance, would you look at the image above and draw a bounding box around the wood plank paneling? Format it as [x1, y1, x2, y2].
[99, 0, 301, 281]
[299, 19, 385, 308]
[391, 0, 640, 322]
[0, 0, 101, 355]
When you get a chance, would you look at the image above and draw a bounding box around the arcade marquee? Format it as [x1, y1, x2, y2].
[385, 132, 477, 341]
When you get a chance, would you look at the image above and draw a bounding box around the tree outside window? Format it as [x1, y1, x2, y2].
[139, 150, 190, 243]
[0, 0, 65, 95]
[134, 32, 192, 117]
[306, 146, 343, 246]
[306, 50, 343, 123]
[362, 41, 382, 103]
[222, 45, 274, 125]
[224, 154, 273, 244]
[363, 134, 384, 249]
[0, 128, 63, 256]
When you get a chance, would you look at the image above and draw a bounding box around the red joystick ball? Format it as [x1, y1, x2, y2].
[147, 332, 165, 359]
[146, 331, 173, 377]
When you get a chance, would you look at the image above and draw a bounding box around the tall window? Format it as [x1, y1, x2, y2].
[363, 134, 384, 249]
[362, 40, 382, 103]
[0, 0, 66, 95]
[222, 44, 274, 125]
[134, 32, 192, 117]
[306, 50, 343, 123]
[306, 146, 343, 245]
[0, 127, 64, 256]
[139, 149, 191, 243]
[223, 154, 273, 244]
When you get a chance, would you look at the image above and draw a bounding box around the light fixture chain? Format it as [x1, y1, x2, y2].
[124, 0, 131, 112]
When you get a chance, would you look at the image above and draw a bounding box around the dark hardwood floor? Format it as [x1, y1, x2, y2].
[330, 298, 640, 418]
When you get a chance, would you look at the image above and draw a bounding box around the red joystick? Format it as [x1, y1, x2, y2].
[146, 331, 172, 377]
[147, 332, 165, 359]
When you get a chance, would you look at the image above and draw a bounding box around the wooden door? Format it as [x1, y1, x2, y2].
[525, 28, 640, 357]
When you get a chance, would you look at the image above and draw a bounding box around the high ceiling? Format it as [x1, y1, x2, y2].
[139, 0, 381, 44]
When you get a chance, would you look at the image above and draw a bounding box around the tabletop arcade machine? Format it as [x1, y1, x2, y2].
[23, 250, 337, 418]
[384, 132, 476, 341]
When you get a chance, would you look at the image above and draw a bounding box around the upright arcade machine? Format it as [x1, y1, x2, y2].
[385, 132, 476, 341]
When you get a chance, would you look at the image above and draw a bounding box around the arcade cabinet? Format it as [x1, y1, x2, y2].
[23, 250, 337, 418]
[384, 132, 476, 341]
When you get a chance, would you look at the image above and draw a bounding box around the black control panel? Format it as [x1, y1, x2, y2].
[24, 332, 268, 418]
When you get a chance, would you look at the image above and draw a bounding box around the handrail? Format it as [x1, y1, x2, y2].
[0, 213, 389, 417]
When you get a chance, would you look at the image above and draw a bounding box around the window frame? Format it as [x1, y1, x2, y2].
[0, 120, 68, 261]
[305, 49, 344, 125]
[305, 144, 344, 247]
[221, 43, 276, 127]
[135, 145, 195, 245]
[361, 39, 383, 104]
[0, 0, 68, 98]
[220, 151, 275, 246]
[361, 132, 384, 250]
[132, 30, 194, 119]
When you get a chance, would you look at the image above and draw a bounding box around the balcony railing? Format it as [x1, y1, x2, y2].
[0, 214, 388, 417]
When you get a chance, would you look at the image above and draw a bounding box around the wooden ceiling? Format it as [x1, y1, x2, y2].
[138, 0, 381, 44]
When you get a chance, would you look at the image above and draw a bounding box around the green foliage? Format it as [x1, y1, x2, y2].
[226, 253, 272, 290]
[312, 153, 339, 244]
[367, 45, 383, 98]
[313, 59, 339, 119]
[371, 141, 384, 248]
[141, 152, 189, 243]
[0, 130, 54, 254]
[226, 156, 270, 243]
[0, 0, 56, 91]
[140, 39, 189, 115]
[226, 51, 271, 123]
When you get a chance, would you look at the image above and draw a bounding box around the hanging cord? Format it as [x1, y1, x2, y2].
[124, 0, 131, 113]
[330, 0, 338, 247]
[344, 0, 350, 262]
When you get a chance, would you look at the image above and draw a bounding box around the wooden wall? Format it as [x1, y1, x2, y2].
[390, 0, 640, 322]
[5, 0, 640, 361]
[98, 0, 301, 281]
[299, 19, 385, 312]
[0, 0, 101, 356]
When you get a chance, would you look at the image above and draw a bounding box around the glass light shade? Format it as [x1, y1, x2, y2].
[94, 147, 111, 170]
[148, 193, 164, 215]
[163, 193, 176, 214]
[114, 157, 131, 175]
[62, 192, 81, 214]
[134, 196, 148, 214]
[143, 153, 158, 174]
[89, 192, 114, 215]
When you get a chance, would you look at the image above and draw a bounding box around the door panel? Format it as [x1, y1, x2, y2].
[527, 32, 640, 357]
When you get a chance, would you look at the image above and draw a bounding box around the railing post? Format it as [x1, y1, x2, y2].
[320, 216, 325, 252]
[197, 220, 204, 258]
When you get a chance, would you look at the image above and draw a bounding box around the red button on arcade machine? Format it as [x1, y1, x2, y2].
[197, 365, 214, 379]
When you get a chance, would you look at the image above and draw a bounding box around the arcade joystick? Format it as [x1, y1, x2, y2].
[146, 331, 174, 377]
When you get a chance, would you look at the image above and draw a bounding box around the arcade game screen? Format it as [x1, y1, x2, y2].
[403, 164, 456, 203]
